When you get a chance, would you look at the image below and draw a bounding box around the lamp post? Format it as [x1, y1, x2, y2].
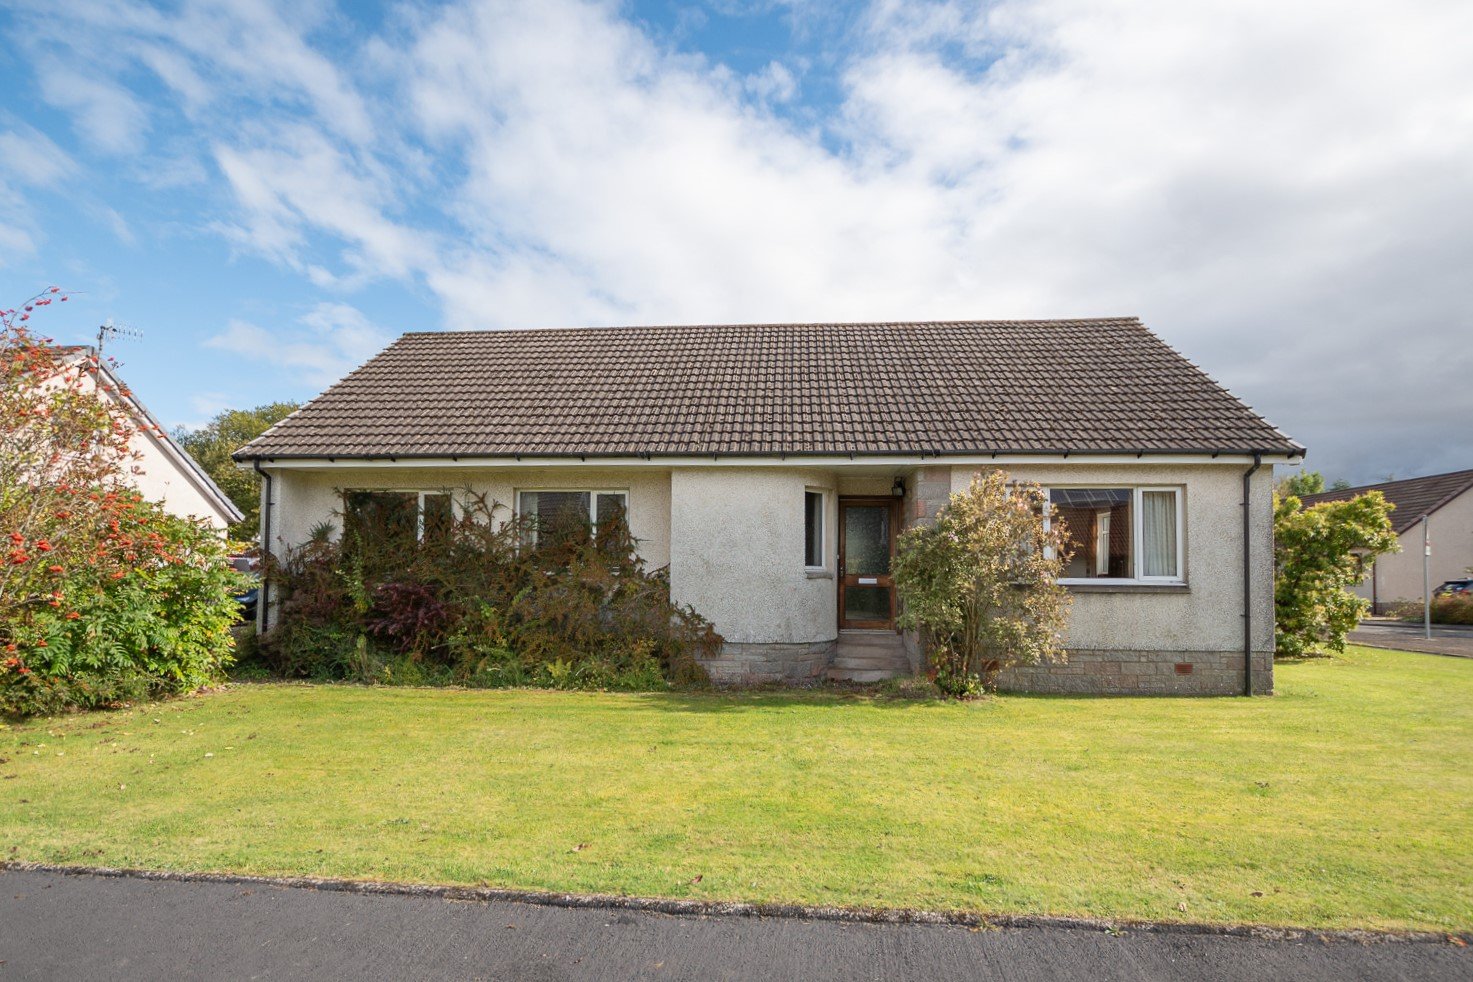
[1423, 515, 1431, 640]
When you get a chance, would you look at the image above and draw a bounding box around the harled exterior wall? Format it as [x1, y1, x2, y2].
[260, 459, 1277, 694]
[948, 463, 1275, 695]
[667, 467, 838, 651]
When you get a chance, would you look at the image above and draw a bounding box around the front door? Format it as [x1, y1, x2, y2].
[838, 497, 898, 629]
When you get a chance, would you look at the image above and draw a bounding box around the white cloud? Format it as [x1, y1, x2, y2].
[206, 302, 393, 388]
[395, 0, 1473, 480]
[0, 126, 79, 262]
[746, 61, 799, 104]
[36, 61, 150, 154]
[211, 126, 431, 281]
[8, 0, 1473, 482]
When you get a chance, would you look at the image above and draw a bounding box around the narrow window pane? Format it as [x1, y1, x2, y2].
[844, 505, 891, 575]
[1051, 488, 1133, 579]
[594, 493, 628, 553]
[596, 492, 627, 528]
[1141, 491, 1178, 578]
[422, 493, 454, 542]
[804, 491, 823, 567]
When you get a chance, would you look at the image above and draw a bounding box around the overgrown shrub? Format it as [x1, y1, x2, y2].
[260, 495, 717, 690]
[893, 471, 1073, 697]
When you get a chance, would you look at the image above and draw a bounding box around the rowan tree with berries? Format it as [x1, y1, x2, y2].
[1, 289, 246, 715]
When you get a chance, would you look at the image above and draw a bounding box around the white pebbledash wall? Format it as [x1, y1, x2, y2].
[946, 463, 1276, 694]
[260, 458, 1277, 694]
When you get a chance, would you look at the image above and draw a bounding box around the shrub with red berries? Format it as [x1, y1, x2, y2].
[1, 289, 247, 716]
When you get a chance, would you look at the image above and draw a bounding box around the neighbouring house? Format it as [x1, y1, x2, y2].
[1299, 468, 1473, 613]
[232, 318, 1303, 695]
[59, 347, 243, 532]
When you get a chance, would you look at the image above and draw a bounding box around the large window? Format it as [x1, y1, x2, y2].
[518, 489, 628, 548]
[343, 490, 455, 547]
[804, 490, 825, 568]
[1047, 487, 1182, 583]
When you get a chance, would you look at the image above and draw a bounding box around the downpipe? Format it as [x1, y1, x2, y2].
[1242, 453, 1262, 696]
[253, 461, 273, 634]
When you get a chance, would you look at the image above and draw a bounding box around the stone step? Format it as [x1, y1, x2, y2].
[837, 636, 904, 653]
[826, 667, 907, 683]
[831, 654, 911, 670]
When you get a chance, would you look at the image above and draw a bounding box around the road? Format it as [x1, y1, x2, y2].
[1350, 618, 1473, 658]
[1, 868, 1467, 981]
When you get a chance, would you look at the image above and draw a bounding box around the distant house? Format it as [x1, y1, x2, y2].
[1300, 468, 1473, 613]
[234, 317, 1304, 695]
[60, 347, 242, 532]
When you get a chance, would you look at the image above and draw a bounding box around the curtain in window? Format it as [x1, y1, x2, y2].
[1141, 491, 1177, 578]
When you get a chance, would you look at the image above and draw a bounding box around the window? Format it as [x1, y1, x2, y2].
[804, 490, 825, 568]
[518, 489, 628, 548]
[342, 490, 457, 549]
[1046, 487, 1182, 583]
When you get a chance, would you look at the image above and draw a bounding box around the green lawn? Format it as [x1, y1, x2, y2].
[2, 646, 1470, 932]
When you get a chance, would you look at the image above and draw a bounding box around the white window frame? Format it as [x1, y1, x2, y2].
[803, 488, 827, 570]
[516, 488, 629, 546]
[342, 489, 459, 542]
[1045, 486, 1184, 585]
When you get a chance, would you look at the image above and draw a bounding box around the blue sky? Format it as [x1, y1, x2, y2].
[2, 0, 1470, 484]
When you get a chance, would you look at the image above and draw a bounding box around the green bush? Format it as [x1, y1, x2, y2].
[893, 471, 1072, 697]
[260, 495, 716, 691]
[2, 494, 247, 718]
[1274, 491, 1398, 656]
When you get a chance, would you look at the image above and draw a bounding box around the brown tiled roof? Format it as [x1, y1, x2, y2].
[1300, 468, 1473, 534]
[234, 318, 1303, 461]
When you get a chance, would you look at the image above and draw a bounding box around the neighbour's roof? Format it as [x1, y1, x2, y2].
[234, 318, 1303, 461]
[1299, 468, 1473, 534]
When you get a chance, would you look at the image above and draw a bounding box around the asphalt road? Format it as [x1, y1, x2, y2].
[1350, 619, 1473, 658]
[1, 869, 1468, 981]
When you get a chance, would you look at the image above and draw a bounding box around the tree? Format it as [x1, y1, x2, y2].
[176, 403, 299, 538]
[1278, 470, 1326, 497]
[1274, 491, 1398, 657]
[1, 289, 245, 716]
[892, 471, 1073, 696]
[1, 288, 134, 629]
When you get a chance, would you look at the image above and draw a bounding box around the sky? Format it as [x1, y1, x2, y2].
[1, 0, 1470, 486]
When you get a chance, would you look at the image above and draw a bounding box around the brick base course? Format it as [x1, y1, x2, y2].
[701, 640, 837, 684]
[701, 641, 1274, 695]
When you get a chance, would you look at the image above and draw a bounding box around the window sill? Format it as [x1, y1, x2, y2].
[805, 568, 834, 579]
[1064, 582, 1189, 594]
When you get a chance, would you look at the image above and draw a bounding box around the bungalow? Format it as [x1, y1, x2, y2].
[1300, 468, 1473, 613]
[233, 318, 1303, 695]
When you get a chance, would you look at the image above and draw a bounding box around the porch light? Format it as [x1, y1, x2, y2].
[891, 477, 906, 497]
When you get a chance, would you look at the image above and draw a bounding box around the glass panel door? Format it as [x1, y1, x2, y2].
[839, 499, 898, 629]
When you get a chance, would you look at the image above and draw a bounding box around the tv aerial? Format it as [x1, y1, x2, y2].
[96, 318, 143, 359]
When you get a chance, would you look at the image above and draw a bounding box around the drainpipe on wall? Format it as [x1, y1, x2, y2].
[253, 461, 273, 634]
[1242, 453, 1263, 697]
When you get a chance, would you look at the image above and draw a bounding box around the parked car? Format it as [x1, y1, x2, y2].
[1433, 579, 1473, 598]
